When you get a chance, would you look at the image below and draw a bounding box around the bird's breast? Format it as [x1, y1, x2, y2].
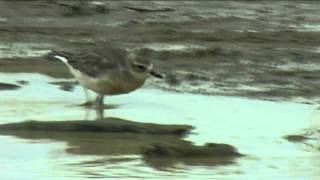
[98, 78, 146, 95]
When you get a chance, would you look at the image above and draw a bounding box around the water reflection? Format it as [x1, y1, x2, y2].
[80, 102, 120, 120]
[144, 157, 236, 171]
[0, 120, 239, 172]
[1, 73, 320, 179]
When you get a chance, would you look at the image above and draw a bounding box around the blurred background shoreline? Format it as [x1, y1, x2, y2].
[1, 1, 320, 103]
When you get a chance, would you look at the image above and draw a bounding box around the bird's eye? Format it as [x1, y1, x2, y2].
[136, 65, 146, 70]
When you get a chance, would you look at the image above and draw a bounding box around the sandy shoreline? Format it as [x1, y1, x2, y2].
[1, 1, 320, 103]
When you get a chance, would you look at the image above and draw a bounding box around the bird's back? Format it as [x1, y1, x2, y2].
[50, 44, 128, 78]
[48, 44, 147, 95]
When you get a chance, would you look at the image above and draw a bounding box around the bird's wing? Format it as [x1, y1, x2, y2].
[49, 43, 129, 78]
[67, 51, 120, 78]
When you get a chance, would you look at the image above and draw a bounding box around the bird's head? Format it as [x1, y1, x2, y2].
[129, 55, 164, 80]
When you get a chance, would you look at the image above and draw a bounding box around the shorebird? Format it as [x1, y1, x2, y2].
[48, 44, 163, 109]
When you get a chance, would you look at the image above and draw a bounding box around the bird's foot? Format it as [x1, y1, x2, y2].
[79, 101, 114, 110]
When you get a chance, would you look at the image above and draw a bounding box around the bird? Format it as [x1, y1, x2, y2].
[48, 44, 164, 110]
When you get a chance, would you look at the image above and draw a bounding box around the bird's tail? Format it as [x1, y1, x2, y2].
[46, 50, 73, 64]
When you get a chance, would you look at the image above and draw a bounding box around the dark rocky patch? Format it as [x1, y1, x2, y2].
[0, 82, 21, 90]
[283, 135, 313, 143]
[142, 142, 241, 158]
[142, 142, 242, 170]
[0, 118, 242, 169]
[123, 6, 175, 13]
[283, 133, 319, 151]
[50, 81, 78, 92]
[16, 80, 29, 85]
[0, 118, 193, 136]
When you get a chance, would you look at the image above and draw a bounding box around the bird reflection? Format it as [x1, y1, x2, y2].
[80, 101, 119, 120]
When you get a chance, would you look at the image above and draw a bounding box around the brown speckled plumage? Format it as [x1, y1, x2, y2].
[48, 43, 163, 112]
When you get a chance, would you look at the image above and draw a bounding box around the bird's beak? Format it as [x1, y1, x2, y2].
[147, 64, 163, 79]
[149, 70, 164, 79]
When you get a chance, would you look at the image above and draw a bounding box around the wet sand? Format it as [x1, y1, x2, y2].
[0, 1, 320, 103]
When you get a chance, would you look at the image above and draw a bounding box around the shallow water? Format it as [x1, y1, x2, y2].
[0, 73, 319, 179]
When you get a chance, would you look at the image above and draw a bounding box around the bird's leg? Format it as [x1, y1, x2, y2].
[96, 107, 104, 120]
[95, 94, 104, 119]
[95, 94, 104, 108]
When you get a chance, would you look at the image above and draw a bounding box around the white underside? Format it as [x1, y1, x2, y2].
[69, 65, 113, 94]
